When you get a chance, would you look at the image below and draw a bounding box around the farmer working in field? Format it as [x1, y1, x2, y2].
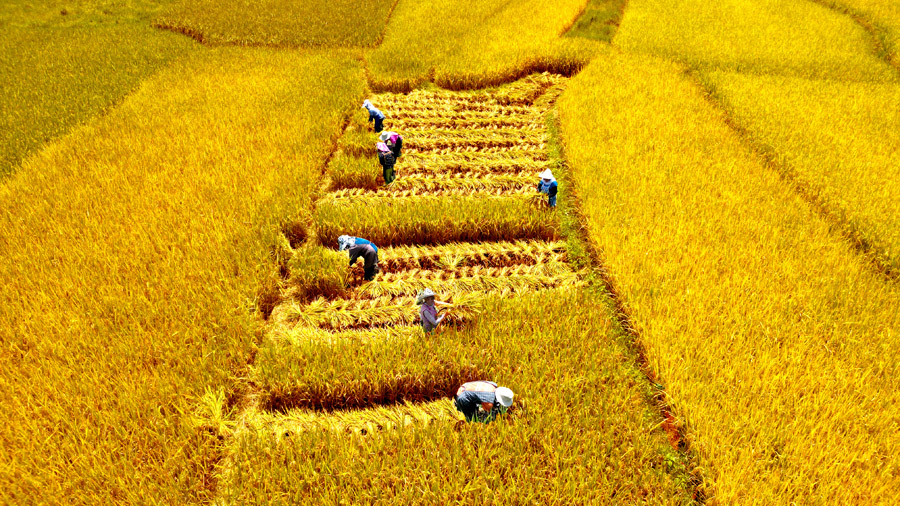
[454, 381, 514, 423]
[361, 99, 386, 133]
[376, 142, 397, 185]
[338, 235, 379, 281]
[416, 288, 448, 333]
[379, 130, 403, 158]
[537, 169, 558, 208]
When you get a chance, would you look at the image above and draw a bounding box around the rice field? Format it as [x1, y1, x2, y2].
[559, 47, 900, 504]
[701, 71, 900, 275]
[614, 0, 897, 81]
[6, 0, 900, 503]
[155, 0, 397, 47]
[217, 79, 696, 503]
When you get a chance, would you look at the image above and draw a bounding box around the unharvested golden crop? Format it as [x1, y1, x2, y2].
[702, 70, 900, 274]
[822, 0, 900, 65]
[560, 48, 900, 504]
[367, 0, 601, 91]
[223, 292, 694, 504]
[614, 0, 896, 81]
[0, 48, 363, 502]
[0, 23, 195, 176]
[156, 0, 396, 47]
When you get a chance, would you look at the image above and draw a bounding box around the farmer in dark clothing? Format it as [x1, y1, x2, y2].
[537, 169, 558, 208]
[454, 381, 514, 423]
[362, 99, 386, 133]
[379, 131, 403, 158]
[377, 142, 396, 184]
[338, 235, 379, 281]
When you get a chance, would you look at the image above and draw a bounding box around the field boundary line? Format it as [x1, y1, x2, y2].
[547, 107, 708, 504]
[806, 0, 900, 75]
[373, 0, 403, 48]
[689, 69, 898, 282]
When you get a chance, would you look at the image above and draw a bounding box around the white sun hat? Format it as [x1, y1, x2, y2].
[361, 99, 372, 108]
[337, 235, 354, 251]
[495, 387, 514, 407]
[379, 131, 391, 141]
[538, 169, 554, 180]
[416, 288, 436, 305]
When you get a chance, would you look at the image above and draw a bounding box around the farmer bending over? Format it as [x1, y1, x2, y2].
[537, 169, 558, 208]
[454, 381, 514, 423]
[338, 235, 379, 281]
[417, 288, 448, 333]
[377, 142, 396, 185]
[379, 131, 403, 158]
[361, 99, 386, 133]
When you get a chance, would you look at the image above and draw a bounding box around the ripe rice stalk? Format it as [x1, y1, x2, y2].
[248, 400, 463, 438]
[379, 239, 566, 270]
[318, 190, 541, 206]
[401, 150, 549, 164]
[313, 194, 558, 247]
[381, 101, 534, 115]
[387, 108, 537, 120]
[400, 158, 551, 176]
[405, 143, 546, 155]
[407, 128, 547, 142]
[354, 270, 583, 299]
[274, 290, 513, 329]
[326, 153, 379, 191]
[375, 261, 575, 282]
[267, 325, 423, 347]
[324, 178, 536, 198]
[390, 117, 541, 131]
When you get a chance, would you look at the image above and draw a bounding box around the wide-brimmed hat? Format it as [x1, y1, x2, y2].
[361, 99, 372, 109]
[376, 142, 391, 153]
[538, 169, 554, 180]
[495, 387, 514, 407]
[416, 288, 436, 305]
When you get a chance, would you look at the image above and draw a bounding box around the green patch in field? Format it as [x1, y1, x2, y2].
[155, 0, 397, 48]
[0, 24, 195, 177]
[565, 0, 627, 42]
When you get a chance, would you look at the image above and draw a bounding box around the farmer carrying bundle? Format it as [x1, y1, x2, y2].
[338, 235, 379, 281]
[537, 169, 558, 208]
[454, 381, 514, 423]
[376, 142, 396, 185]
[361, 99, 386, 133]
[379, 131, 403, 158]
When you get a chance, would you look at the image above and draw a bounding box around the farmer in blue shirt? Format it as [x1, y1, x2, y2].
[338, 235, 379, 281]
[361, 99, 386, 133]
[537, 169, 558, 208]
[453, 381, 514, 423]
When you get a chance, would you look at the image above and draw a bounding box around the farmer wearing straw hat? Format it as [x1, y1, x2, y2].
[537, 169, 558, 208]
[338, 235, 379, 281]
[379, 130, 403, 158]
[376, 142, 397, 184]
[416, 288, 448, 333]
[361, 99, 386, 133]
[454, 381, 515, 423]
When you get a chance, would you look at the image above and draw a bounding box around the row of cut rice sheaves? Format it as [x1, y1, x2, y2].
[323, 180, 539, 200]
[403, 129, 548, 152]
[400, 152, 551, 176]
[273, 281, 582, 330]
[246, 400, 463, 439]
[378, 239, 566, 270]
